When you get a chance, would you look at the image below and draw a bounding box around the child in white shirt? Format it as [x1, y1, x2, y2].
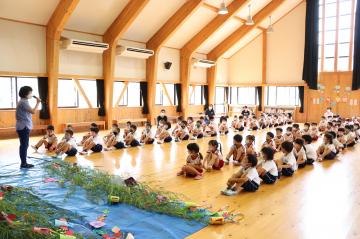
[276, 141, 297, 177]
[257, 147, 278, 184]
[293, 138, 307, 169]
[140, 122, 155, 144]
[80, 127, 103, 154]
[302, 135, 317, 165]
[222, 154, 261, 196]
[55, 129, 77, 157]
[225, 134, 245, 166]
[317, 133, 337, 161]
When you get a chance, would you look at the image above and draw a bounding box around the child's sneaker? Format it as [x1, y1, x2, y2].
[31, 145, 38, 152]
[222, 189, 238, 196]
[224, 159, 230, 165]
[194, 174, 203, 180]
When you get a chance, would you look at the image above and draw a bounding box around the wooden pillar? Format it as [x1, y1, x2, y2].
[46, 0, 79, 132]
[103, 44, 116, 128]
[261, 30, 267, 113]
[207, 64, 217, 106]
[46, 35, 60, 131]
[146, 50, 159, 124]
[180, 51, 191, 118]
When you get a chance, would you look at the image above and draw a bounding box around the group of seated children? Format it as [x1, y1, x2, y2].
[177, 115, 359, 196]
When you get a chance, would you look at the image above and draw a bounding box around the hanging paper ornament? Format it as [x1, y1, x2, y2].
[342, 97, 348, 102]
[345, 86, 351, 92]
[330, 102, 336, 106]
[319, 97, 324, 102]
[335, 97, 341, 102]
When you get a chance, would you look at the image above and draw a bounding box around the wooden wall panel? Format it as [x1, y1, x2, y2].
[57, 108, 104, 125]
[0, 110, 49, 128]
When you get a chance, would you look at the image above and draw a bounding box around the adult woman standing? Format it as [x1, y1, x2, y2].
[16, 86, 41, 168]
[204, 104, 215, 123]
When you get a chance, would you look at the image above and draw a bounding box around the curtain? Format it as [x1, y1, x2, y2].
[298, 86, 305, 113]
[352, 1, 360, 90]
[302, 0, 319, 90]
[140, 82, 149, 114]
[96, 79, 106, 116]
[224, 86, 229, 113]
[37, 77, 50, 119]
[203, 85, 209, 110]
[175, 83, 182, 112]
[256, 86, 262, 111]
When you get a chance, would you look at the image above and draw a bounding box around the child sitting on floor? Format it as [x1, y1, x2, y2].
[301, 123, 311, 136]
[156, 119, 165, 138]
[310, 122, 319, 141]
[225, 134, 245, 166]
[317, 133, 337, 161]
[80, 127, 103, 155]
[319, 116, 327, 132]
[219, 118, 229, 135]
[245, 135, 256, 155]
[203, 140, 224, 171]
[55, 129, 77, 157]
[124, 124, 140, 147]
[293, 138, 307, 169]
[187, 117, 194, 133]
[336, 128, 347, 146]
[231, 115, 239, 130]
[177, 143, 203, 180]
[284, 127, 294, 142]
[222, 154, 260, 196]
[276, 141, 297, 177]
[344, 125, 356, 147]
[32, 125, 57, 152]
[78, 123, 98, 146]
[191, 120, 204, 139]
[175, 121, 190, 142]
[157, 122, 172, 144]
[274, 128, 284, 151]
[205, 116, 218, 137]
[236, 116, 245, 131]
[140, 122, 155, 145]
[123, 121, 132, 139]
[104, 125, 125, 151]
[172, 116, 183, 136]
[249, 117, 259, 131]
[262, 132, 276, 151]
[302, 135, 316, 165]
[257, 147, 278, 184]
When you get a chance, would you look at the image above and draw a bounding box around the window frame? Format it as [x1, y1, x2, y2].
[265, 86, 300, 107]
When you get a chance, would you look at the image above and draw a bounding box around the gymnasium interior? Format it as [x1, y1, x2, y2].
[1, 0, 360, 238]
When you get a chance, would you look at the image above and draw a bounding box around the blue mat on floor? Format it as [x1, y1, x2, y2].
[0, 158, 206, 239]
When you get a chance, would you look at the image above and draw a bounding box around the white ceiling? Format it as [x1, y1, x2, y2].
[236, 0, 272, 19]
[197, 18, 242, 54]
[164, 6, 217, 49]
[223, 28, 262, 58]
[0, 0, 303, 55]
[122, 0, 186, 42]
[65, 0, 129, 34]
[0, 0, 59, 25]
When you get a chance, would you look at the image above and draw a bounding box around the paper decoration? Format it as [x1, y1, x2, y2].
[354, 99, 358, 106]
[89, 220, 105, 229]
[326, 97, 331, 103]
[342, 97, 348, 102]
[335, 97, 341, 102]
[319, 97, 324, 103]
[345, 86, 351, 92]
[55, 219, 68, 227]
[350, 99, 354, 106]
[335, 85, 341, 90]
[330, 102, 337, 106]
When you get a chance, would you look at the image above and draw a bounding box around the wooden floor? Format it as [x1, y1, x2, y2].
[1, 126, 360, 239]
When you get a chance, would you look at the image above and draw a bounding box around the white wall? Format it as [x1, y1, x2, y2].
[59, 30, 103, 77]
[114, 39, 146, 81]
[216, 57, 229, 84]
[157, 47, 180, 83]
[190, 52, 207, 84]
[0, 19, 46, 73]
[228, 34, 263, 84]
[267, 2, 306, 84]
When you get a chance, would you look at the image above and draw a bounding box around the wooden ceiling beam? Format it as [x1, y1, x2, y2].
[208, 0, 285, 60]
[103, 0, 149, 45]
[103, 0, 149, 129]
[146, 0, 202, 123]
[179, 0, 248, 117]
[46, 0, 80, 131]
[202, 2, 266, 31]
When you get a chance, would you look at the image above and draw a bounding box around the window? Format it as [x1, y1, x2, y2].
[78, 80, 97, 108]
[58, 79, 98, 108]
[112, 82, 142, 107]
[127, 82, 142, 107]
[58, 79, 78, 108]
[189, 85, 204, 105]
[155, 83, 177, 106]
[230, 87, 256, 105]
[265, 86, 300, 106]
[318, 0, 356, 72]
[215, 86, 225, 113]
[0, 76, 39, 109]
[113, 81, 127, 106]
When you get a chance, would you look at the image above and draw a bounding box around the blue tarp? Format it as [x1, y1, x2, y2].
[0, 157, 206, 239]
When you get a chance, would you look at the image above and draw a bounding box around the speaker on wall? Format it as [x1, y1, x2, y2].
[164, 61, 172, 70]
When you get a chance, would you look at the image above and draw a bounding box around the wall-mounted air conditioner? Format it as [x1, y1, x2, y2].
[116, 46, 154, 59]
[60, 37, 109, 53]
[192, 58, 216, 68]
